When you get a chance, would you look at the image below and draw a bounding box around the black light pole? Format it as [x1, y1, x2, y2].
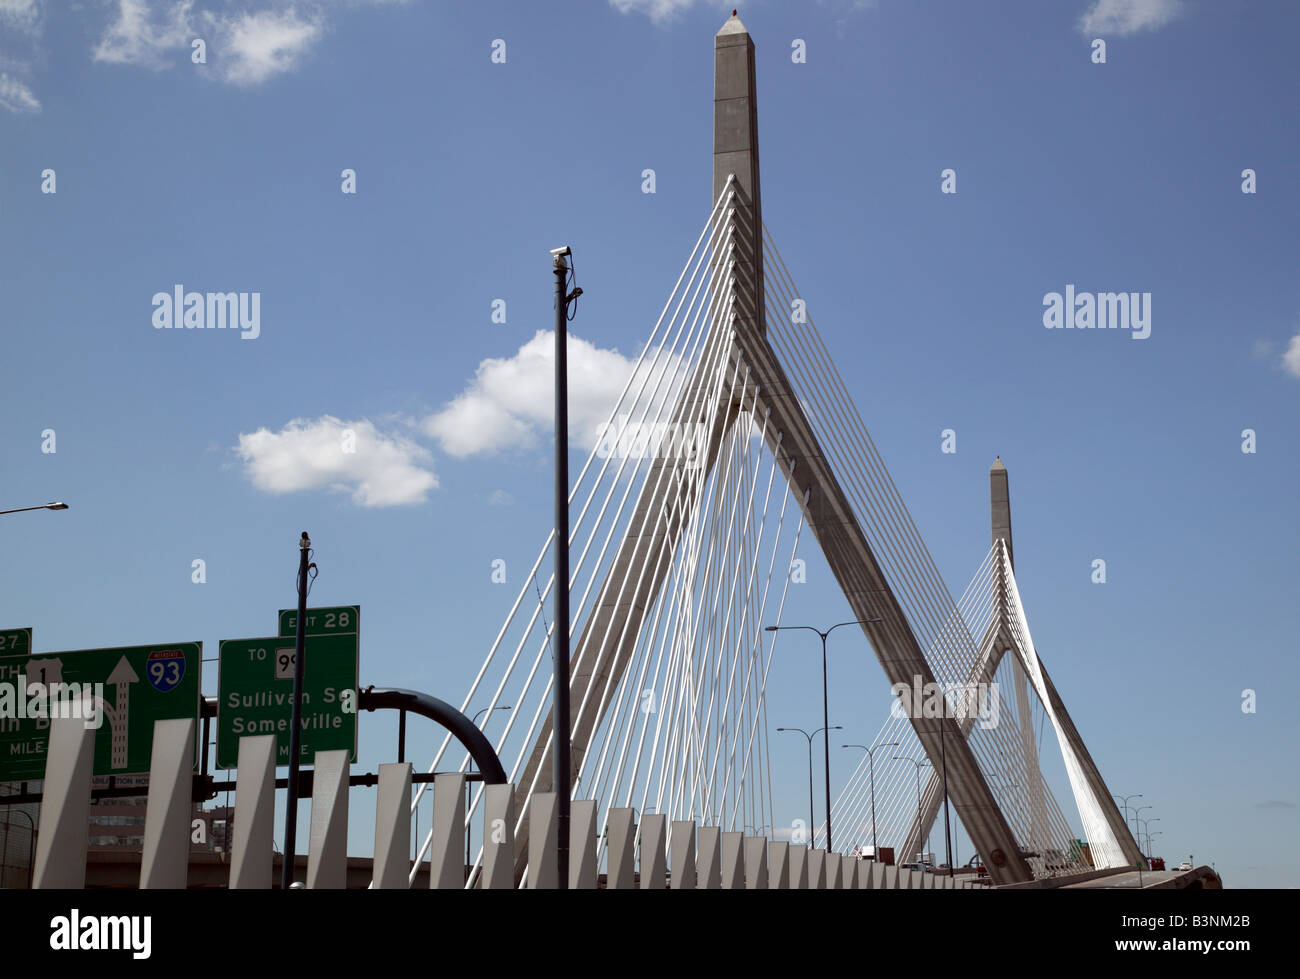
[842, 742, 899, 856]
[1137, 817, 1159, 864]
[551, 245, 581, 888]
[767, 619, 880, 851]
[895, 755, 930, 862]
[282, 531, 312, 890]
[1133, 804, 1152, 871]
[940, 714, 953, 872]
[467, 705, 511, 879]
[1114, 793, 1143, 869]
[777, 726, 840, 847]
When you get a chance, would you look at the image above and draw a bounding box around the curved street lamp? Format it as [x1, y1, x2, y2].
[467, 705, 512, 877]
[842, 742, 899, 856]
[0, 502, 68, 516]
[894, 755, 931, 862]
[777, 725, 841, 848]
[767, 618, 880, 850]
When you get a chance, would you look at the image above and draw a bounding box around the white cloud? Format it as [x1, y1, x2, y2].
[206, 7, 324, 86]
[0, 0, 40, 32]
[235, 415, 437, 507]
[1282, 333, 1300, 379]
[425, 330, 665, 458]
[0, 71, 39, 112]
[91, 3, 324, 85]
[488, 489, 514, 506]
[607, 0, 709, 24]
[92, 0, 194, 69]
[1077, 0, 1185, 36]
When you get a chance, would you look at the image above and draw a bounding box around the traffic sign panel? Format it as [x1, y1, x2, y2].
[0, 627, 32, 658]
[0, 638, 201, 781]
[278, 605, 359, 639]
[216, 632, 358, 769]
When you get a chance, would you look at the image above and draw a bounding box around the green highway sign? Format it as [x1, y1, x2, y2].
[0, 627, 32, 658]
[278, 605, 359, 639]
[217, 620, 359, 770]
[0, 638, 201, 781]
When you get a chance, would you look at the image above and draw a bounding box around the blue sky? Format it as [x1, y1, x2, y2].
[2, 0, 1297, 887]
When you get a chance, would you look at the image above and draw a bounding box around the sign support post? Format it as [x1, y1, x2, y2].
[282, 531, 312, 889]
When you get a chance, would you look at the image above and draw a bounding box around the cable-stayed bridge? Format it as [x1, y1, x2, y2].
[405, 12, 1143, 889]
[16, 14, 1154, 893]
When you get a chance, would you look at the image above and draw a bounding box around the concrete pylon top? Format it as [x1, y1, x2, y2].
[717, 11, 749, 35]
[990, 456, 1014, 571]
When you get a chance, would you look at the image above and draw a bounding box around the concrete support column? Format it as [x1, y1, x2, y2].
[789, 845, 809, 888]
[768, 841, 790, 888]
[428, 772, 466, 889]
[229, 734, 276, 889]
[607, 808, 637, 889]
[306, 749, 350, 889]
[743, 836, 768, 888]
[481, 783, 515, 889]
[640, 813, 667, 889]
[697, 827, 722, 889]
[569, 799, 599, 889]
[33, 715, 95, 889]
[842, 855, 859, 889]
[720, 831, 744, 888]
[140, 717, 195, 889]
[371, 762, 412, 889]
[528, 792, 558, 888]
[670, 820, 696, 889]
[808, 849, 826, 889]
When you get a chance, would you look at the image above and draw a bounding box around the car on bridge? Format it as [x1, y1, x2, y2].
[1177, 861, 1193, 871]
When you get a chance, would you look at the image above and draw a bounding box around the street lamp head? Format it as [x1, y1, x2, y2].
[764, 626, 779, 632]
[46, 502, 68, 510]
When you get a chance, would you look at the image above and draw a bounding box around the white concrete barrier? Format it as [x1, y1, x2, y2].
[140, 718, 195, 888]
[790, 844, 809, 889]
[428, 772, 466, 889]
[481, 783, 515, 889]
[697, 827, 722, 888]
[527, 792, 558, 888]
[809, 849, 826, 889]
[33, 715, 95, 889]
[569, 799, 599, 888]
[640, 814, 667, 889]
[607, 808, 637, 889]
[769, 841, 790, 888]
[306, 749, 351, 889]
[670, 820, 696, 889]
[229, 735, 277, 889]
[744, 836, 768, 889]
[371, 762, 411, 889]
